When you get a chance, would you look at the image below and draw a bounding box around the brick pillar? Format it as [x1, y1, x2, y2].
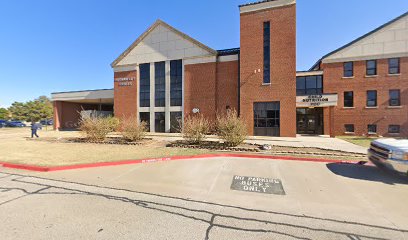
[53, 101, 62, 130]
[329, 106, 335, 138]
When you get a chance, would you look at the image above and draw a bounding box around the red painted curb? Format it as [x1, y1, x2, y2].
[0, 154, 360, 172]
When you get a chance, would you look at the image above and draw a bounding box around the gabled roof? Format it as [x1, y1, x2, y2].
[310, 10, 408, 70]
[111, 19, 217, 67]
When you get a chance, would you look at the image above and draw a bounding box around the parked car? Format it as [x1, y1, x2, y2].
[0, 120, 6, 128]
[368, 138, 408, 176]
[40, 119, 53, 125]
[6, 121, 27, 127]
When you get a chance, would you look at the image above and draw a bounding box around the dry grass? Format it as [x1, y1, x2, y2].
[337, 136, 377, 148]
[0, 128, 210, 167]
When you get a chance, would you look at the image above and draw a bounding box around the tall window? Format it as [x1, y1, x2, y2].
[170, 60, 182, 106]
[296, 75, 323, 95]
[139, 112, 150, 131]
[139, 63, 150, 107]
[344, 91, 354, 107]
[155, 112, 165, 133]
[366, 60, 377, 76]
[366, 90, 377, 107]
[155, 62, 165, 107]
[343, 62, 353, 77]
[389, 58, 400, 74]
[170, 112, 182, 133]
[389, 90, 401, 106]
[263, 21, 271, 84]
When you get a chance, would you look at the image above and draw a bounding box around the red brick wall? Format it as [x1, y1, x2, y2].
[239, 4, 297, 137]
[322, 57, 408, 137]
[184, 62, 217, 122]
[114, 71, 138, 120]
[216, 60, 239, 116]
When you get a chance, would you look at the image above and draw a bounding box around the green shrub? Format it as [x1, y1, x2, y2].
[182, 114, 210, 144]
[79, 116, 119, 142]
[120, 117, 147, 142]
[216, 109, 247, 147]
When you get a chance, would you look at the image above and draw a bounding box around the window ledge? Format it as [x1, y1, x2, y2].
[368, 132, 378, 135]
[387, 106, 402, 109]
[342, 107, 355, 109]
[388, 73, 401, 77]
[388, 133, 401, 135]
[344, 132, 355, 135]
[365, 106, 378, 109]
[342, 76, 354, 79]
[365, 75, 378, 78]
[261, 83, 271, 86]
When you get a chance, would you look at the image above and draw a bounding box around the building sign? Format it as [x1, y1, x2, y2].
[296, 94, 338, 107]
[230, 175, 285, 195]
[114, 77, 135, 87]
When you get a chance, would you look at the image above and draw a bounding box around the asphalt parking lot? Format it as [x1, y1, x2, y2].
[1, 157, 408, 240]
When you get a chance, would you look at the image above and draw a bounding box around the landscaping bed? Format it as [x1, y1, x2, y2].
[167, 140, 367, 159]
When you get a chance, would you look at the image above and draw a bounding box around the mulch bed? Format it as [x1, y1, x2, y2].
[168, 141, 261, 152]
[27, 137, 151, 146]
[167, 140, 367, 158]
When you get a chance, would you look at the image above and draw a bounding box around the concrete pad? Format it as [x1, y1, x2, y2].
[1, 157, 407, 239]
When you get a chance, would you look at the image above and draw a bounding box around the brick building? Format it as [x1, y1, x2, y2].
[52, 0, 408, 137]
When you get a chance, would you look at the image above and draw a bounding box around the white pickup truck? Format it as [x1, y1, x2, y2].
[368, 138, 408, 176]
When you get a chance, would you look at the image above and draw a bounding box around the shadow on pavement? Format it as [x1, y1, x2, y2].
[326, 163, 408, 185]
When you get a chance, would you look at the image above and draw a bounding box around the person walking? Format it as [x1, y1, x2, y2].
[31, 121, 40, 138]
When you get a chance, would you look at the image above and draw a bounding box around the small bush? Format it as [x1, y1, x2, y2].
[182, 114, 211, 144]
[216, 109, 247, 147]
[79, 116, 119, 142]
[120, 117, 147, 142]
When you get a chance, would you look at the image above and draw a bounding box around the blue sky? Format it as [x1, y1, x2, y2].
[0, 0, 407, 108]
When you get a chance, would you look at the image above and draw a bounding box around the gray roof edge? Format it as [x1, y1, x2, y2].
[51, 88, 114, 95]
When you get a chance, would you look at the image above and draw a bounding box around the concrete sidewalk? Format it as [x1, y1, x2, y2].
[147, 133, 368, 154]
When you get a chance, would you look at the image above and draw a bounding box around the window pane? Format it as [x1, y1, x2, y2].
[139, 112, 150, 131]
[388, 125, 400, 134]
[296, 77, 305, 90]
[263, 21, 271, 84]
[306, 76, 317, 89]
[345, 124, 354, 133]
[368, 124, 377, 133]
[154, 112, 165, 133]
[344, 62, 353, 77]
[389, 58, 400, 74]
[344, 91, 354, 107]
[155, 62, 165, 107]
[366, 60, 377, 76]
[170, 112, 182, 133]
[389, 90, 401, 106]
[139, 63, 150, 107]
[170, 60, 183, 106]
[367, 90, 377, 107]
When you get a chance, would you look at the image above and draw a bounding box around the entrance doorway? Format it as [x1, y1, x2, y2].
[253, 102, 280, 137]
[296, 108, 323, 135]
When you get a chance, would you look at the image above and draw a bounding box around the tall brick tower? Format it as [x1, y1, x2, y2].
[239, 0, 296, 137]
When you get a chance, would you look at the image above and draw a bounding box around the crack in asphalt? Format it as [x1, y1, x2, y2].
[0, 171, 407, 240]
